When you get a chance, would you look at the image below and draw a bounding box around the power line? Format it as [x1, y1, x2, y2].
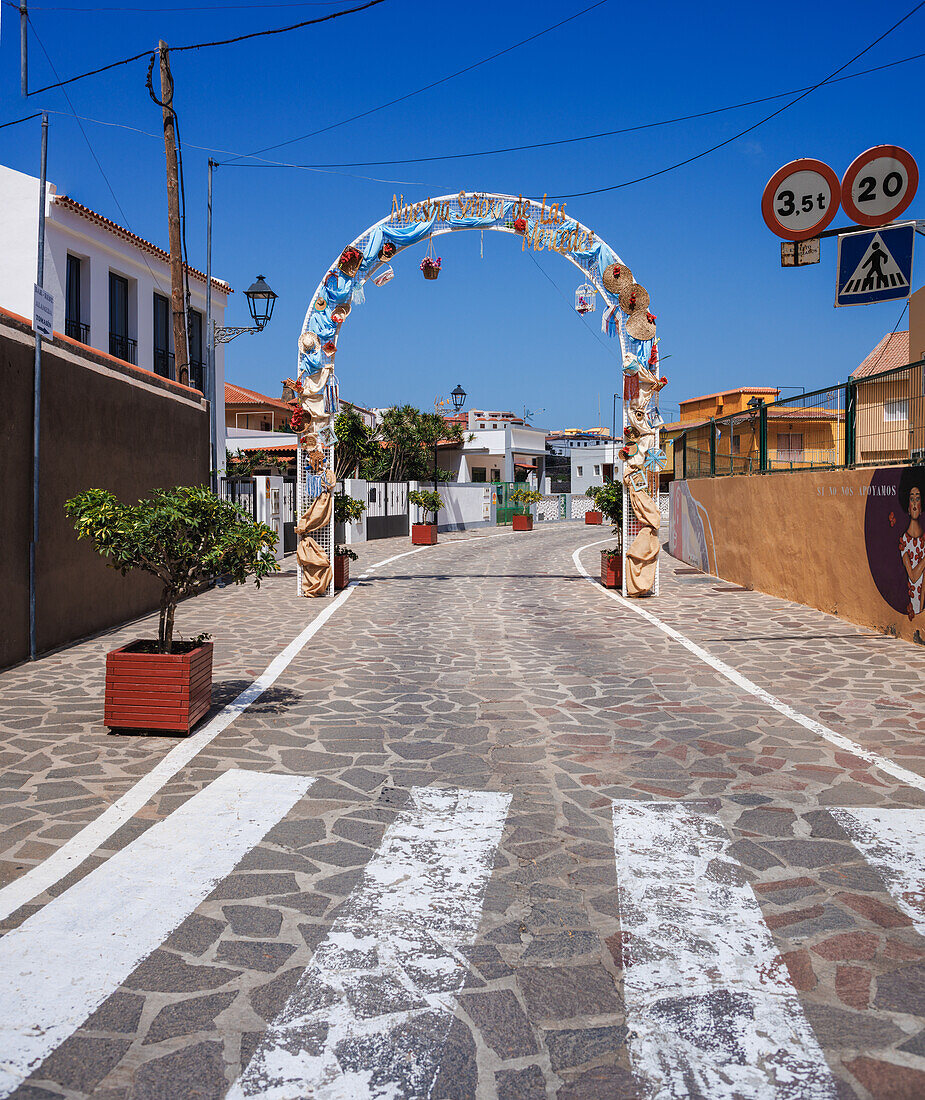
[220, 0, 611, 164]
[220, 51, 925, 170]
[0, 112, 44, 130]
[25, 0, 387, 96]
[13, 0, 344, 8]
[546, 0, 925, 200]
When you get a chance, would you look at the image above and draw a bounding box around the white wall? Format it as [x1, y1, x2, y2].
[410, 482, 496, 531]
[570, 443, 623, 494]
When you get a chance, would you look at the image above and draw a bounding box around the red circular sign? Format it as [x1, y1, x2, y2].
[841, 145, 918, 227]
[761, 159, 841, 240]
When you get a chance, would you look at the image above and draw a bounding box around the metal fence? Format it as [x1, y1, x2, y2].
[674, 358, 925, 479]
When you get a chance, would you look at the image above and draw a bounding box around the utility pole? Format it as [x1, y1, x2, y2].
[20, 0, 28, 96]
[158, 41, 188, 383]
[30, 113, 48, 660]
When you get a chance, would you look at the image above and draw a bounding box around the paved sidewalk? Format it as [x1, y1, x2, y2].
[2, 522, 925, 1099]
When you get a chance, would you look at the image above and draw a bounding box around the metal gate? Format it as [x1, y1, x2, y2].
[495, 482, 529, 526]
[366, 481, 409, 540]
[219, 477, 256, 520]
[281, 478, 297, 553]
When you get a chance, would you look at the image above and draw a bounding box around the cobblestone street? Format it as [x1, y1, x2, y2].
[2, 522, 925, 1099]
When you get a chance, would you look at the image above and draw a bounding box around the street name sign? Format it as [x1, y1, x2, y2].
[32, 284, 54, 339]
[762, 158, 841, 241]
[841, 145, 918, 227]
[835, 222, 914, 307]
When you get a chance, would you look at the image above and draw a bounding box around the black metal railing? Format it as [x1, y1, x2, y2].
[64, 319, 90, 344]
[674, 359, 925, 479]
[154, 349, 175, 379]
[109, 333, 137, 364]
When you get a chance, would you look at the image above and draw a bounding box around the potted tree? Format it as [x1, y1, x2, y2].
[334, 491, 366, 589]
[409, 489, 443, 544]
[510, 487, 543, 531]
[587, 483, 624, 588]
[65, 486, 278, 733]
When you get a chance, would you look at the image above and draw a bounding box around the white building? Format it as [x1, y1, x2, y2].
[0, 163, 231, 460]
[571, 441, 623, 494]
[438, 409, 548, 487]
[547, 427, 617, 455]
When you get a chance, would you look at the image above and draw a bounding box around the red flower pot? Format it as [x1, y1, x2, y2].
[412, 523, 438, 545]
[512, 514, 533, 531]
[105, 640, 212, 733]
[334, 554, 349, 590]
[601, 551, 622, 589]
[585, 510, 603, 525]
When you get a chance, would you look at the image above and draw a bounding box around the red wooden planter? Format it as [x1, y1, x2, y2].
[412, 523, 438, 545]
[512, 514, 533, 531]
[105, 640, 212, 733]
[601, 551, 623, 589]
[585, 510, 603, 525]
[334, 554, 350, 589]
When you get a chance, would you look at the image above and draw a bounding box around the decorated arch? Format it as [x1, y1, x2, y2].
[284, 192, 667, 598]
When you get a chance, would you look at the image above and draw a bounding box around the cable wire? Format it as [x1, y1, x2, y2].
[861, 301, 910, 376]
[12, 0, 345, 8]
[25, 0, 386, 96]
[545, 0, 925, 200]
[0, 111, 45, 130]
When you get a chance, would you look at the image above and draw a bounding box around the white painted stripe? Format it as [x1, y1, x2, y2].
[228, 785, 511, 1100]
[0, 530, 516, 924]
[573, 540, 925, 795]
[614, 801, 837, 1099]
[0, 769, 313, 1097]
[831, 809, 925, 933]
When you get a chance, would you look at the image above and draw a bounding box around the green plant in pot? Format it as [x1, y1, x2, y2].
[409, 488, 443, 545]
[510, 487, 543, 531]
[65, 485, 279, 732]
[587, 482, 624, 589]
[333, 491, 366, 588]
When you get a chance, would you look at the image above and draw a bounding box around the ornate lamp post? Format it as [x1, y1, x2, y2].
[213, 275, 278, 345]
[433, 384, 467, 491]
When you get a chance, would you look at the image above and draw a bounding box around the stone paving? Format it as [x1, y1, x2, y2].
[2, 522, 925, 1098]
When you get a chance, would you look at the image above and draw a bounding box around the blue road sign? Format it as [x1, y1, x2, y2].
[835, 222, 915, 307]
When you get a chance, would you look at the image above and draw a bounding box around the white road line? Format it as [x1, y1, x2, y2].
[0, 769, 313, 1098]
[0, 529, 518, 924]
[228, 785, 511, 1100]
[831, 809, 925, 933]
[573, 541, 925, 796]
[614, 801, 837, 1100]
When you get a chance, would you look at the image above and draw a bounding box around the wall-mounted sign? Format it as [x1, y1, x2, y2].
[780, 239, 821, 266]
[32, 284, 54, 339]
[761, 159, 841, 240]
[840, 145, 918, 228]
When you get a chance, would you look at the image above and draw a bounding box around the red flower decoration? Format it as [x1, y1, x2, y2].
[889, 511, 897, 527]
[514, 217, 527, 234]
[323, 341, 337, 355]
[646, 311, 657, 324]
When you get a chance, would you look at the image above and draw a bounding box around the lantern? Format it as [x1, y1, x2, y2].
[575, 283, 596, 314]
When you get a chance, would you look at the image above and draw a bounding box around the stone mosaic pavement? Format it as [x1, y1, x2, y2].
[2, 522, 925, 1098]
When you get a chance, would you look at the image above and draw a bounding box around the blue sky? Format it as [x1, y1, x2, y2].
[1, 0, 922, 429]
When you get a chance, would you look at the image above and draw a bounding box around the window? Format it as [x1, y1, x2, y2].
[490, 469, 501, 483]
[471, 467, 486, 482]
[776, 432, 804, 462]
[65, 255, 88, 343]
[732, 434, 741, 454]
[188, 310, 204, 390]
[478, 423, 485, 429]
[153, 293, 172, 378]
[577, 466, 583, 476]
[885, 399, 908, 422]
[593, 465, 600, 476]
[109, 273, 135, 363]
[491, 423, 497, 429]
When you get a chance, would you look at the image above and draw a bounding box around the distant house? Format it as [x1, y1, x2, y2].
[851, 330, 915, 465]
[438, 409, 548, 486]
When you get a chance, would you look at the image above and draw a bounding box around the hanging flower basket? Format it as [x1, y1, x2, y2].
[338, 246, 363, 278]
[421, 257, 442, 281]
[514, 217, 528, 234]
[378, 241, 397, 261]
[289, 403, 305, 432]
[323, 340, 337, 357]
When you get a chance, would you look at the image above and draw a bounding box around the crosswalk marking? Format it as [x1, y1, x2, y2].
[0, 769, 313, 1099]
[228, 785, 511, 1100]
[831, 809, 925, 934]
[613, 802, 837, 1099]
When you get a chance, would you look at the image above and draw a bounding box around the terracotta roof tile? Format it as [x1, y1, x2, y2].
[225, 382, 291, 411]
[53, 196, 232, 294]
[851, 330, 910, 379]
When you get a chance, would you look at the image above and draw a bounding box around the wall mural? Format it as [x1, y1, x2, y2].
[865, 466, 925, 621]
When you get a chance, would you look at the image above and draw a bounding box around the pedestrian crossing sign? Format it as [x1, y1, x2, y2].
[835, 222, 914, 307]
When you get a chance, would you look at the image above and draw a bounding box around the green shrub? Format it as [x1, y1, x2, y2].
[587, 482, 624, 546]
[510, 487, 543, 510]
[409, 489, 443, 523]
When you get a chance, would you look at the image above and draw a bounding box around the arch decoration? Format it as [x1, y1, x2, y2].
[284, 192, 668, 598]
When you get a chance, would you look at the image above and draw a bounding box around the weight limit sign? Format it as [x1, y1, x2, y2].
[841, 145, 919, 228]
[762, 158, 841, 241]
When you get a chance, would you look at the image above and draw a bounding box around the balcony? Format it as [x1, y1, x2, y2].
[109, 333, 137, 365]
[65, 319, 90, 344]
[189, 359, 204, 392]
[154, 349, 175, 380]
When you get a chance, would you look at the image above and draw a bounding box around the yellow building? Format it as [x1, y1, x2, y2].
[851, 330, 916, 465]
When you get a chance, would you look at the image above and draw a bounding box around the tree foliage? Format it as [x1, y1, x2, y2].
[65, 486, 279, 654]
[362, 405, 467, 483]
[408, 489, 443, 523]
[333, 408, 376, 480]
[587, 482, 624, 544]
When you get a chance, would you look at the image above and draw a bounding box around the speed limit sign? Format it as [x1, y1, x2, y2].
[841, 145, 918, 227]
[761, 159, 841, 241]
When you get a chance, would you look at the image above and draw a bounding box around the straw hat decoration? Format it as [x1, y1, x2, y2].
[619, 282, 650, 314]
[626, 307, 657, 341]
[331, 303, 351, 324]
[602, 264, 632, 296]
[314, 297, 326, 311]
[299, 332, 321, 356]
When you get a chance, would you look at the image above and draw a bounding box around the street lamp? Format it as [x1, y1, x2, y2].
[435, 384, 467, 491]
[214, 275, 278, 345]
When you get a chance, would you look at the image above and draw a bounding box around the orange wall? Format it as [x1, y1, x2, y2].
[669, 467, 925, 645]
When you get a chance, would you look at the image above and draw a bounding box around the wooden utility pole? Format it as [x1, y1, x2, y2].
[158, 41, 188, 383]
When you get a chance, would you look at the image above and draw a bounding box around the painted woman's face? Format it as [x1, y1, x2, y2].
[910, 487, 922, 520]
